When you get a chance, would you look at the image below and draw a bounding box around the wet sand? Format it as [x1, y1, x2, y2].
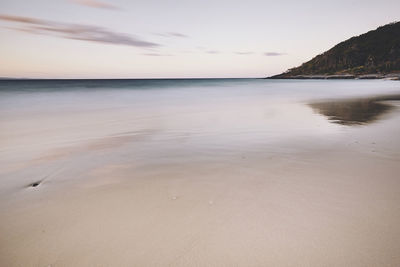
[1, 80, 400, 266]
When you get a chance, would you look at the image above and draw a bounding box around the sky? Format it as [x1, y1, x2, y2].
[0, 0, 399, 78]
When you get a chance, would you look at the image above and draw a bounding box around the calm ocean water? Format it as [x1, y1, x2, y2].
[1, 78, 399, 171]
[1, 79, 399, 149]
[1, 79, 399, 115]
[0, 78, 399, 172]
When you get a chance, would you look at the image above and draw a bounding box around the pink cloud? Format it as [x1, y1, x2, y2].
[0, 14, 159, 48]
[69, 0, 119, 10]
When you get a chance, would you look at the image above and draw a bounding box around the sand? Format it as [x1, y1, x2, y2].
[1, 82, 400, 266]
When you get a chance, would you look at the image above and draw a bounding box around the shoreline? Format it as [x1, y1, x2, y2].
[266, 73, 400, 80]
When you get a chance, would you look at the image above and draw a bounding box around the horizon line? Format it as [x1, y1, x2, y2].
[0, 77, 263, 81]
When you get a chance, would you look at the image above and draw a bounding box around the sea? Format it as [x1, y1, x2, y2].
[1, 78, 400, 162]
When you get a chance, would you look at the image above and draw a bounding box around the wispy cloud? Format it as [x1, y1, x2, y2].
[206, 50, 220, 54]
[0, 15, 40, 24]
[69, 0, 119, 10]
[234, 51, 254, 55]
[264, 52, 286, 56]
[168, 32, 188, 38]
[142, 53, 172, 56]
[0, 14, 159, 48]
[154, 32, 189, 38]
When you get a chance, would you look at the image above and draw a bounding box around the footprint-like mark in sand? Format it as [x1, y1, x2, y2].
[28, 181, 42, 188]
[25, 167, 64, 190]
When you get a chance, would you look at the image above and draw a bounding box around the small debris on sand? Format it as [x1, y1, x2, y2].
[29, 181, 41, 188]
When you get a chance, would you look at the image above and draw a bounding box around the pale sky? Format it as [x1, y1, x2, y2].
[0, 0, 399, 78]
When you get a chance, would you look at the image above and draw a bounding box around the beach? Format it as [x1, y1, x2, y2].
[1, 79, 400, 266]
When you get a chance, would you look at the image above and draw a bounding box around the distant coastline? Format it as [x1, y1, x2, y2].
[266, 73, 400, 80]
[268, 22, 400, 80]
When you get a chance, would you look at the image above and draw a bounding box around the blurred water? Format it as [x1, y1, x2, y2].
[0, 78, 399, 184]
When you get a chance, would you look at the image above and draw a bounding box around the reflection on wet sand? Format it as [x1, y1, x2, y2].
[309, 95, 400, 125]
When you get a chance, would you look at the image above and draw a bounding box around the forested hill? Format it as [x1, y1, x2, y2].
[270, 22, 400, 78]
